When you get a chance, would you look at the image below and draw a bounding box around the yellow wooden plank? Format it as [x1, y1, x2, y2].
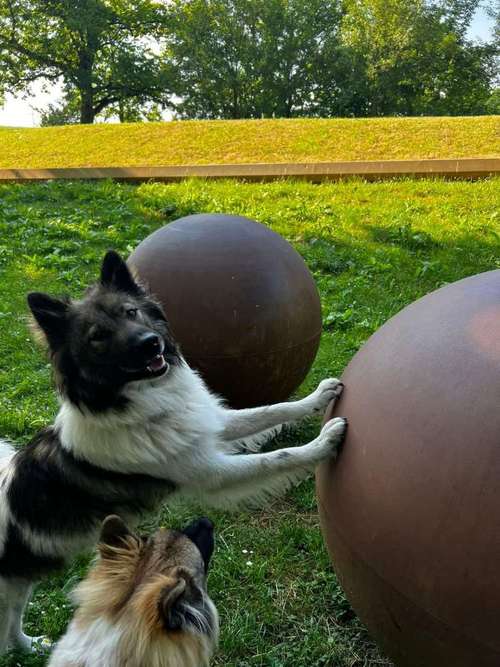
[0, 158, 498, 182]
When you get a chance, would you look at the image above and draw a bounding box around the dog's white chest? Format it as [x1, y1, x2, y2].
[55, 365, 225, 479]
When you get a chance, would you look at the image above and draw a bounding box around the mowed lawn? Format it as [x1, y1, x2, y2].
[0, 177, 499, 667]
[0, 116, 499, 169]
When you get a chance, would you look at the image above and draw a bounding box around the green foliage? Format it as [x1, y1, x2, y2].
[0, 0, 497, 122]
[0, 177, 498, 666]
[486, 88, 500, 115]
[165, 0, 342, 119]
[39, 84, 81, 126]
[326, 0, 497, 116]
[163, 0, 497, 119]
[0, 0, 171, 124]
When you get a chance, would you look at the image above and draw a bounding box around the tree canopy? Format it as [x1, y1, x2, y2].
[0, 0, 171, 123]
[165, 0, 497, 119]
[0, 0, 497, 123]
[334, 0, 497, 116]
[165, 0, 343, 119]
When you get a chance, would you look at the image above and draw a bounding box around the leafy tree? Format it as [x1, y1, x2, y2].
[165, 0, 342, 119]
[1, 0, 495, 123]
[165, 0, 496, 119]
[165, 0, 260, 119]
[40, 89, 165, 125]
[333, 0, 497, 116]
[39, 99, 81, 127]
[0, 0, 172, 124]
[418, 0, 497, 114]
[255, 0, 343, 117]
[486, 88, 500, 114]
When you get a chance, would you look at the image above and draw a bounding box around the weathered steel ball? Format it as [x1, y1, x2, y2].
[316, 270, 500, 667]
[129, 214, 322, 407]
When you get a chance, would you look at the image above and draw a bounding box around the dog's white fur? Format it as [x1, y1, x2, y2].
[0, 359, 345, 654]
[48, 618, 123, 667]
[54, 363, 344, 506]
[48, 598, 218, 667]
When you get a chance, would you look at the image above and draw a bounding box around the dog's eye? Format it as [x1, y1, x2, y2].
[126, 308, 138, 320]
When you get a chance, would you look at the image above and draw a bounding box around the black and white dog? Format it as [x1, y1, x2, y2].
[0, 250, 346, 653]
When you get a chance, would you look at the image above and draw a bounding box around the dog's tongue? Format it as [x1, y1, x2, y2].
[148, 354, 166, 372]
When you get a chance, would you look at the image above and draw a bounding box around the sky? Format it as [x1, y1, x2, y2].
[0, 6, 495, 128]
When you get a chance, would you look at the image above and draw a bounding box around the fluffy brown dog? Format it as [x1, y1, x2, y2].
[48, 516, 218, 667]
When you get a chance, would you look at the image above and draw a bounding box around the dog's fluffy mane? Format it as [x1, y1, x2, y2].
[49, 537, 216, 667]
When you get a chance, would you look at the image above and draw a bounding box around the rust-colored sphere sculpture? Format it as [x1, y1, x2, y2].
[316, 270, 500, 667]
[129, 214, 322, 407]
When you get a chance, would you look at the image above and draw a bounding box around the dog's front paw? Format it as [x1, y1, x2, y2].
[316, 417, 348, 459]
[309, 378, 344, 414]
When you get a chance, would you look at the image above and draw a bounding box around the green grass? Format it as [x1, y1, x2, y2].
[0, 116, 499, 169]
[0, 176, 499, 667]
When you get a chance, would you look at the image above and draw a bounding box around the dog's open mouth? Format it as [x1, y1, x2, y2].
[120, 354, 170, 379]
[147, 353, 169, 376]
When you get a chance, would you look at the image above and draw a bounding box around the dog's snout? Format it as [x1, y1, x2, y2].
[136, 332, 162, 356]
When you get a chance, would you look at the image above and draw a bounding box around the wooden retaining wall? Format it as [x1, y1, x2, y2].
[0, 158, 498, 183]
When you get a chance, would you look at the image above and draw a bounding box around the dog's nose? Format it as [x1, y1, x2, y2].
[137, 332, 162, 356]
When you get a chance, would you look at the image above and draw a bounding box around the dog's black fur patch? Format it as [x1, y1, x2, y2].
[2, 428, 176, 580]
[0, 523, 64, 579]
[9, 429, 175, 532]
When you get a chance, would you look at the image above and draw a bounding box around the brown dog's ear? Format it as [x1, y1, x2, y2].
[159, 575, 187, 630]
[99, 515, 135, 555]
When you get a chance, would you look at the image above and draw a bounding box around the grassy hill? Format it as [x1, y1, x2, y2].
[0, 116, 498, 169]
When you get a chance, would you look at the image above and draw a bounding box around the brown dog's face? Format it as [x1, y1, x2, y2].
[73, 516, 218, 661]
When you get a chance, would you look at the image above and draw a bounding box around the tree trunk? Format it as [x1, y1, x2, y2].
[78, 42, 95, 124]
[80, 87, 95, 124]
[231, 85, 239, 118]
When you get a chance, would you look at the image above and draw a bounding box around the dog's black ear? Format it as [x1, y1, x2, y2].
[99, 515, 136, 554]
[27, 292, 70, 349]
[100, 250, 141, 295]
[182, 517, 215, 572]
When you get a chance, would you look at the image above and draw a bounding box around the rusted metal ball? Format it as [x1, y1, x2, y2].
[129, 214, 322, 407]
[316, 270, 500, 667]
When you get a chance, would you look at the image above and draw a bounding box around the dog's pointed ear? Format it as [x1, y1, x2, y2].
[159, 576, 187, 630]
[99, 515, 136, 556]
[27, 292, 69, 349]
[100, 250, 141, 295]
[182, 517, 215, 572]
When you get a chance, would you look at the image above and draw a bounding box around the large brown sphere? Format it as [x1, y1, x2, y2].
[129, 214, 322, 407]
[316, 270, 500, 667]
